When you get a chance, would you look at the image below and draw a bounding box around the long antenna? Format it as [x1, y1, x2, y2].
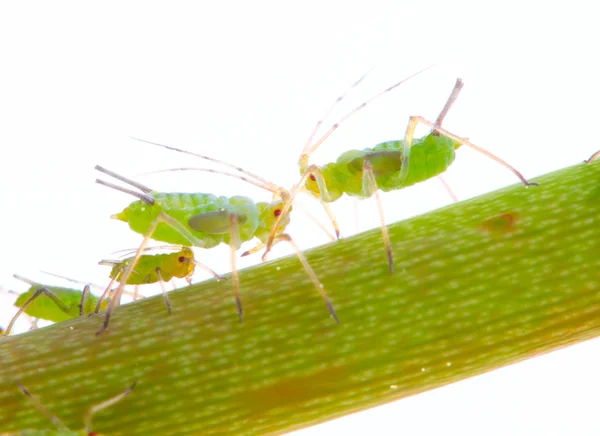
[302, 65, 435, 158]
[130, 137, 281, 192]
[138, 167, 277, 194]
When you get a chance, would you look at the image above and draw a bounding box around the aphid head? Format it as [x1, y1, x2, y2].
[302, 163, 343, 202]
[257, 200, 292, 241]
[174, 247, 196, 278]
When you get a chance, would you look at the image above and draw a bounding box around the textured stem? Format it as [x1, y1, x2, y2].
[1, 161, 599, 435]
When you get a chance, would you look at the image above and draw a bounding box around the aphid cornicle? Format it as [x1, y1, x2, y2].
[1, 274, 105, 337]
[95, 165, 334, 334]
[14, 381, 136, 435]
[265, 77, 538, 272]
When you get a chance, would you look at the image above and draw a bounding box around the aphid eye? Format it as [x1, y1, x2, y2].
[89, 432, 98, 436]
[178, 256, 186, 263]
[273, 209, 282, 217]
[309, 174, 317, 182]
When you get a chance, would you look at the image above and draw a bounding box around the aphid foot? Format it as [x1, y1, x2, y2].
[236, 297, 243, 323]
[326, 298, 340, 324]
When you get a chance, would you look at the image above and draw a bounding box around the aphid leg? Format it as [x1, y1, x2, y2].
[296, 203, 337, 241]
[97, 211, 220, 335]
[190, 260, 227, 281]
[362, 160, 394, 273]
[321, 202, 341, 239]
[3, 287, 73, 336]
[353, 197, 360, 234]
[229, 214, 243, 322]
[95, 275, 118, 314]
[264, 233, 339, 323]
[584, 150, 600, 163]
[133, 285, 140, 300]
[18, 382, 70, 431]
[97, 220, 157, 336]
[437, 174, 458, 202]
[241, 242, 266, 257]
[411, 116, 538, 187]
[154, 268, 172, 314]
[265, 165, 336, 257]
[79, 285, 91, 316]
[83, 381, 137, 433]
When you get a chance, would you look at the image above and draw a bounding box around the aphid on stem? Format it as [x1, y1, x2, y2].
[265, 76, 538, 272]
[95, 164, 335, 335]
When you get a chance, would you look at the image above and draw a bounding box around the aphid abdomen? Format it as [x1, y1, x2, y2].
[14, 286, 98, 322]
[375, 134, 457, 191]
[114, 192, 260, 249]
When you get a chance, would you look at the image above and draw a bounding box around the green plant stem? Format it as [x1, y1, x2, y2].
[1, 161, 600, 435]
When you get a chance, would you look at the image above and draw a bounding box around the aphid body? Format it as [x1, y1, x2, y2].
[303, 134, 461, 202]
[13, 285, 103, 323]
[113, 192, 290, 250]
[104, 247, 196, 285]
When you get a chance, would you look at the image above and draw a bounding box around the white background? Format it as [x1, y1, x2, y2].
[1, 1, 599, 435]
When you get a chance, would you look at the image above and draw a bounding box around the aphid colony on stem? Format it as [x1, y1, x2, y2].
[94, 164, 332, 335]
[2, 68, 540, 336]
[129, 71, 537, 322]
[1, 248, 197, 336]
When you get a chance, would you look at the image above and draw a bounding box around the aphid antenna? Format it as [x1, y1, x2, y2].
[301, 64, 435, 161]
[303, 67, 373, 153]
[130, 137, 282, 192]
[111, 245, 185, 256]
[138, 167, 281, 196]
[39, 270, 103, 291]
[13, 274, 37, 286]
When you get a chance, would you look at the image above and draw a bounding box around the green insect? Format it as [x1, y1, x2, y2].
[94, 165, 332, 334]
[12, 381, 136, 435]
[263, 76, 538, 272]
[1, 275, 106, 337]
[98, 246, 200, 314]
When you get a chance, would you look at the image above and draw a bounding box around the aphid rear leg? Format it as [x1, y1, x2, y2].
[228, 214, 243, 322]
[265, 233, 339, 324]
[412, 116, 539, 187]
[361, 161, 394, 274]
[18, 382, 70, 431]
[97, 216, 159, 336]
[241, 242, 266, 258]
[95, 276, 118, 314]
[437, 174, 459, 202]
[3, 287, 73, 336]
[79, 285, 91, 317]
[83, 381, 137, 433]
[584, 150, 600, 163]
[155, 268, 172, 314]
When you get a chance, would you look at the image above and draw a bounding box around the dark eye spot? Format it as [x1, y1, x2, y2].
[178, 256, 186, 263]
[273, 209, 282, 217]
[309, 174, 316, 181]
